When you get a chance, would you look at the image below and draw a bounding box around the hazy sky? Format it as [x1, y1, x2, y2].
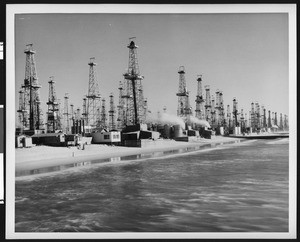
[15, 13, 289, 121]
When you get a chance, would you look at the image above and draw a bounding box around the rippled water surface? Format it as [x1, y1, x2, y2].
[15, 139, 289, 232]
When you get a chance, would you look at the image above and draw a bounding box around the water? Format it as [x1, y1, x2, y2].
[15, 139, 289, 232]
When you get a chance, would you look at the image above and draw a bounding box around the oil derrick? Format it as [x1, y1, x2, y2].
[204, 85, 212, 124]
[232, 97, 239, 127]
[274, 112, 278, 126]
[279, 113, 283, 130]
[226, 105, 231, 129]
[244, 112, 248, 128]
[272, 112, 275, 127]
[143, 98, 148, 120]
[70, 104, 74, 128]
[263, 108, 267, 130]
[56, 99, 63, 131]
[214, 90, 220, 126]
[218, 91, 225, 126]
[86, 57, 101, 130]
[109, 93, 116, 130]
[46, 76, 59, 133]
[240, 109, 245, 131]
[82, 97, 87, 125]
[250, 102, 255, 130]
[75, 108, 81, 121]
[195, 75, 205, 120]
[267, 110, 272, 128]
[117, 81, 125, 129]
[63, 93, 70, 134]
[100, 98, 107, 130]
[21, 44, 43, 131]
[255, 102, 260, 130]
[17, 89, 27, 130]
[284, 115, 288, 130]
[176, 66, 191, 119]
[211, 95, 216, 127]
[123, 37, 145, 126]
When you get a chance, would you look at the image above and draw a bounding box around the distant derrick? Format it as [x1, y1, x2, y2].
[17, 89, 27, 129]
[108, 93, 116, 130]
[46, 76, 59, 132]
[195, 75, 205, 120]
[204, 85, 212, 123]
[63, 93, 70, 133]
[176, 66, 192, 119]
[232, 97, 239, 127]
[226, 104, 231, 129]
[18, 44, 44, 131]
[211, 95, 216, 127]
[117, 81, 125, 129]
[86, 57, 101, 131]
[100, 98, 107, 130]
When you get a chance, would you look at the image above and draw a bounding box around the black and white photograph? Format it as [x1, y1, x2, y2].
[5, 3, 296, 240]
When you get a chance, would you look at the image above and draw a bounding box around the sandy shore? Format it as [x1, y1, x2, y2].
[16, 136, 242, 173]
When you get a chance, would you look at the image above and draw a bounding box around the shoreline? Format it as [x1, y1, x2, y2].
[16, 136, 245, 177]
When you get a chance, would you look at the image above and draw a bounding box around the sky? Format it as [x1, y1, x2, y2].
[14, 12, 289, 123]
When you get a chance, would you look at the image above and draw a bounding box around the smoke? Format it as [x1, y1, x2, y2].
[146, 112, 185, 129]
[188, 115, 211, 128]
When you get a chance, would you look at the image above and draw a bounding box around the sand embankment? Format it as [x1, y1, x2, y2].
[16, 136, 241, 173]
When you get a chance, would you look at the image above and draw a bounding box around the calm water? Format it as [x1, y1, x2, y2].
[15, 139, 289, 232]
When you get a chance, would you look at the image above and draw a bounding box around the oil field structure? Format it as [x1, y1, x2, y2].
[15, 39, 289, 149]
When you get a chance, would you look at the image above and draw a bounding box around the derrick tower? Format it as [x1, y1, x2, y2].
[195, 75, 205, 120]
[267, 110, 272, 128]
[56, 98, 63, 131]
[176, 66, 191, 119]
[232, 97, 239, 127]
[70, 104, 74, 127]
[109, 93, 116, 130]
[123, 37, 145, 125]
[117, 81, 125, 129]
[82, 97, 87, 125]
[214, 90, 220, 126]
[218, 90, 225, 126]
[20, 44, 43, 131]
[284, 114, 288, 130]
[226, 104, 231, 129]
[279, 113, 283, 130]
[250, 102, 255, 130]
[274, 112, 278, 126]
[46, 76, 59, 132]
[17, 89, 27, 130]
[240, 109, 245, 131]
[211, 95, 216, 127]
[204, 85, 212, 124]
[100, 98, 107, 130]
[63, 93, 70, 133]
[86, 57, 101, 130]
[255, 102, 260, 130]
[263, 108, 267, 129]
